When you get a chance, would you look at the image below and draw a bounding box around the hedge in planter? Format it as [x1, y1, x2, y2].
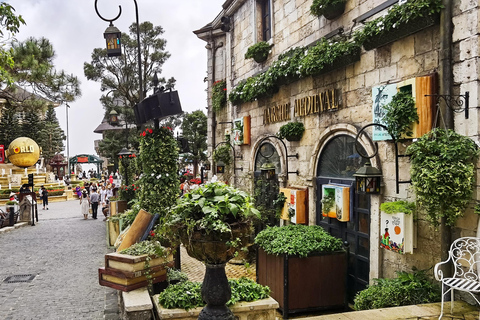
[406, 128, 480, 227]
[255, 225, 346, 315]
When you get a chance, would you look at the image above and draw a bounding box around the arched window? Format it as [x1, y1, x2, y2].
[317, 135, 367, 179]
[254, 142, 281, 173]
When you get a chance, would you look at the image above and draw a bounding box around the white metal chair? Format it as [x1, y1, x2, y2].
[435, 237, 480, 319]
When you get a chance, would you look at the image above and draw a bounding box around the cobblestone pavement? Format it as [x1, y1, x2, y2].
[0, 200, 119, 320]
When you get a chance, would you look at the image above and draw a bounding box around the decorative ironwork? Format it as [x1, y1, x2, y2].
[425, 92, 470, 119]
[258, 135, 299, 175]
[213, 142, 243, 173]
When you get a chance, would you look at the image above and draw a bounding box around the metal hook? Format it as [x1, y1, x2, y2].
[94, 0, 122, 24]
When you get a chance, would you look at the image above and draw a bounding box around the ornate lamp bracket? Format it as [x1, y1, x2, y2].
[214, 142, 243, 172]
[258, 135, 299, 176]
[425, 92, 469, 119]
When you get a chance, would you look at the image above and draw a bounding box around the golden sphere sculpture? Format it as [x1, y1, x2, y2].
[5, 137, 41, 168]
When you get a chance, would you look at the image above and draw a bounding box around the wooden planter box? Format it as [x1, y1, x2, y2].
[152, 296, 279, 320]
[99, 251, 174, 292]
[106, 200, 128, 248]
[363, 15, 439, 51]
[257, 248, 347, 318]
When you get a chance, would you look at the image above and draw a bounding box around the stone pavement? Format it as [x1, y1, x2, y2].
[0, 200, 119, 320]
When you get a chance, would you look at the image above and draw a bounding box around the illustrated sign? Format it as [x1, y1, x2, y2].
[372, 84, 397, 141]
[380, 211, 414, 254]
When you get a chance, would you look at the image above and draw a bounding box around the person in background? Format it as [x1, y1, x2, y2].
[41, 186, 49, 210]
[89, 188, 100, 219]
[80, 189, 90, 220]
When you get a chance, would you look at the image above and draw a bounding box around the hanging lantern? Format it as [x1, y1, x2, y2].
[204, 163, 211, 171]
[260, 163, 276, 180]
[353, 162, 382, 194]
[104, 23, 122, 57]
[109, 109, 119, 125]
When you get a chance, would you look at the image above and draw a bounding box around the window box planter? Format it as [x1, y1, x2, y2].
[314, 46, 361, 76]
[257, 248, 347, 317]
[363, 15, 439, 51]
[152, 296, 279, 320]
[322, 1, 346, 20]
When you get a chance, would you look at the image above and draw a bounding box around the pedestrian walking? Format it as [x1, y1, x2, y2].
[41, 186, 49, 210]
[89, 187, 100, 219]
[80, 189, 90, 220]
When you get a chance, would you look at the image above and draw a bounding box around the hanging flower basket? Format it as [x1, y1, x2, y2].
[314, 46, 361, 76]
[285, 134, 303, 142]
[363, 15, 439, 51]
[322, 1, 346, 20]
[253, 52, 269, 63]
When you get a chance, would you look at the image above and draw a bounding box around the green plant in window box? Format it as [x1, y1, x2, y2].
[310, 0, 346, 20]
[277, 121, 305, 141]
[245, 41, 273, 63]
[321, 192, 336, 216]
[406, 128, 480, 227]
[382, 91, 418, 140]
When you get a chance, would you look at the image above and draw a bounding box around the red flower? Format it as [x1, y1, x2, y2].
[148, 129, 153, 134]
[150, 231, 155, 237]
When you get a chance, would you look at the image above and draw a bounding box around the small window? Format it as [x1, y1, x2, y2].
[261, 0, 271, 41]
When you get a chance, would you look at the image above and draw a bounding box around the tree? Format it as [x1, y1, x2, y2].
[0, 102, 20, 147]
[38, 105, 65, 165]
[21, 108, 41, 140]
[180, 110, 207, 177]
[0, 2, 25, 86]
[84, 21, 176, 158]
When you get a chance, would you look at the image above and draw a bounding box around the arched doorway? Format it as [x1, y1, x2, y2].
[253, 142, 282, 228]
[316, 134, 370, 303]
[69, 154, 104, 178]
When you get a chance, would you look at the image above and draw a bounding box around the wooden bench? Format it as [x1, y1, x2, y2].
[435, 237, 480, 319]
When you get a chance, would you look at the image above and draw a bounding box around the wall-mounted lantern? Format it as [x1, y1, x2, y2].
[109, 109, 119, 126]
[260, 163, 276, 180]
[104, 23, 122, 57]
[353, 162, 382, 194]
[216, 163, 225, 173]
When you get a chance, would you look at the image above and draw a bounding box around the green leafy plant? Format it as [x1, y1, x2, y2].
[166, 268, 189, 284]
[353, 0, 443, 46]
[165, 182, 260, 239]
[321, 192, 336, 215]
[213, 144, 232, 166]
[212, 80, 227, 112]
[6, 200, 16, 205]
[382, 91, 418, 140]
[245, 41, 273, 63]
[253, 179, 283, 228]
[277, 121, 305, 140]
[380, 200, 416, 215]
[119, 240, 167, 258]
[158, 277, 270, 310]
[406, 128, 480, 227]
[353, 269, 441, 310]
[255, 224, 344, 257]
[310, 0, 346, 17]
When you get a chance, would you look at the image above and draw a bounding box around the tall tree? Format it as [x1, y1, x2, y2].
[181, 110, 207, 177]
[21, 107, 41, 140]
[84, 21, 176, 158]
[38, 105, 65, 165]
[0, 2, 25, 86]
[0, 102, 20, 146]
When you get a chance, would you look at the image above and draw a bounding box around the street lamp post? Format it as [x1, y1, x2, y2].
[94, 0, 144, 103]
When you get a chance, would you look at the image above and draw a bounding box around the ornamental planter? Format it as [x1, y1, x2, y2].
[285, 134, 303, 142]
[322, 2, 346, 20]
[313, 47, 361, 76]
[257, 248, 347, 318]
[253, 52, 269, 63]
[152, 296, 279, 320]
[99, 251, 174, 292]
[363, 15, 439, 51]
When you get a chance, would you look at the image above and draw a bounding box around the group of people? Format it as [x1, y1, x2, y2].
[79, 181, 114, 221]
[11, 184, 49, 210]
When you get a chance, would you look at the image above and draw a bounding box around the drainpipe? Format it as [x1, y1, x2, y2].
[439, 0, 452, 276]
[208, 35, 223, 175]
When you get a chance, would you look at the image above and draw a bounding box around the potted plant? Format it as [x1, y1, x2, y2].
[255, 224, 346, 316]
[211, 79, 227, 112]
[353, 0, 442, 50]
[382, 91, 418, 140]
[406, 128, 480, 227]
[164, 182, 260, 319]
[310, 0, 347, 20]
[245, 41, 273, 63]
[277, 121, 305, 141]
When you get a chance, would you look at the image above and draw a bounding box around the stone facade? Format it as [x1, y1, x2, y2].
[195, 0, 480, 287]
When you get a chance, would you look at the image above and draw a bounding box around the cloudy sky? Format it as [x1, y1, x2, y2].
[10, 0, 223, 159]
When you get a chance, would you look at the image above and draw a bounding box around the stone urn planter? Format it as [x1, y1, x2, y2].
[165, 182, 260, 320]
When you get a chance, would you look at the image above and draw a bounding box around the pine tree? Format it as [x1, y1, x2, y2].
[0, 103, 20, 147]
[38, 105, 65, 164]
[21, 108, 41, 140]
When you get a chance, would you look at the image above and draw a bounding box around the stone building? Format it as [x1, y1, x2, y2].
[194, 0, 479, 302]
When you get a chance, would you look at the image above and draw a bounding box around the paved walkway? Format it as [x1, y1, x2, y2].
[0, 200, 119, 320]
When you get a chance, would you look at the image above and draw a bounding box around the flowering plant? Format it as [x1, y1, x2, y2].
[119, 183, 137, 203]
[137, 126, 179, 218]
[245, 41, 273, 63]
[310, 0, 346, 17]
[190, 178, 201, 185]
[211, 80, 227, 112]
[353, 0, 442, 45]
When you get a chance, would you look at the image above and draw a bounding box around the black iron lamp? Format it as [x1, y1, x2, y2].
[260, 163, 276, 180]
[104, 23, 122, 57]
[216, 162, 225, 174]
[109, 109, 119, 125]
[353, 162, 382, 194]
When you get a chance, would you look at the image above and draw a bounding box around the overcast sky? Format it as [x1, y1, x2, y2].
[10, 0, 223, 160]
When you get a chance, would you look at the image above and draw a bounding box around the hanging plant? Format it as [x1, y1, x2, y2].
[310, 0, 347, 20]
[211, 80, 227, 112]
[213, 144, 232, 166]
[277, 121, 305, 141]
[245, 41, 273, 63]
[406, 129, 480, 227]
[382, 91, 419, 140]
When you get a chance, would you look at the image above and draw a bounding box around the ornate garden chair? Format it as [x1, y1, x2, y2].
[435, 237, 480, 319]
